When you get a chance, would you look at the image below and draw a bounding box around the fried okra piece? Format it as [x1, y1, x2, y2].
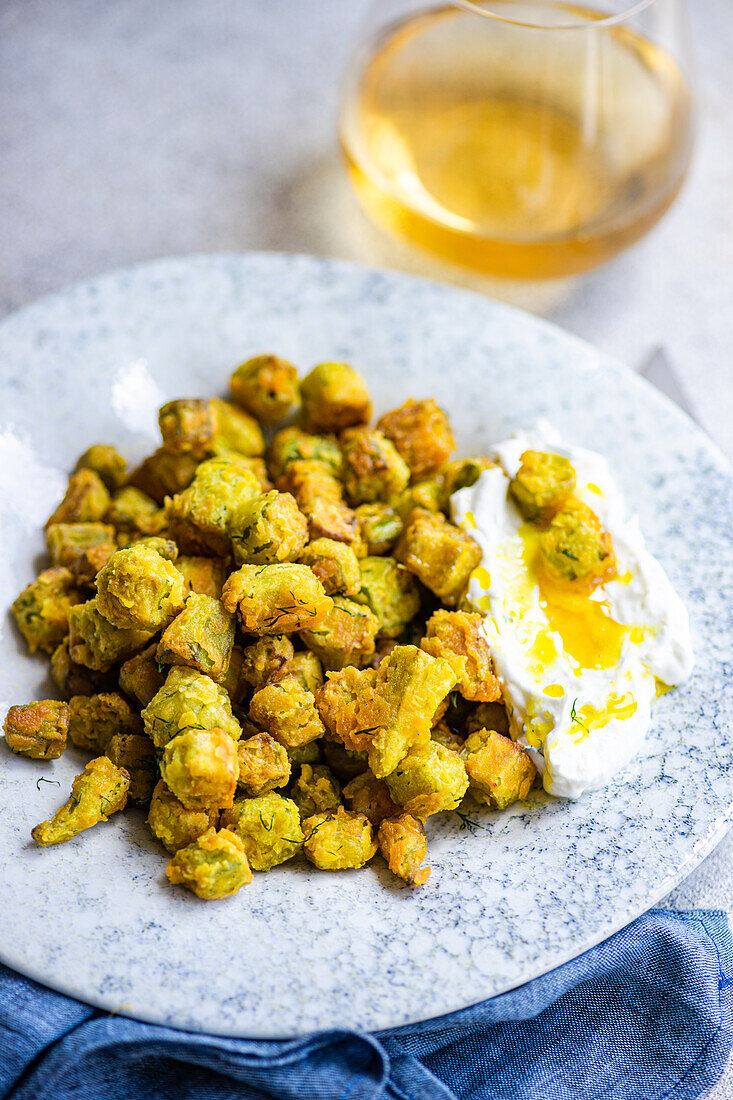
[353, 557, 420, 639]
[461, 729, 536, 809]
[46, 522, 117, 570]
[300, 362, 371, 434]
[342, 771, 398, 827]
[209, 398, 265, 458]
[156, 594, 235, 682]
[299, 538, 361, 597]
[340, 428, 410, 505]
[142, 666, 242, 749]
[159, 398, 217, 458]
[230, 490, 308, 565]
[221, 792, 304, 870]
[95, 544, 187, 632]
[267, 427, 342, 482]
[68, 692, 142, 753]
[302, 807, 376, 871]
[539, 500, 616, 587]
[300, 596, 380, 671]
[221, 644, 247, 706]
[315, 666, 380, 752]
[421, 610, 501, 702]
[289, 740, 323, 767]
[166, 457, 261, 556]
[118, 644, 166, 706]
[70, 542, 116, 588]
[230, 354, 299, 423]
[175, 555, 226, 599]
[68, 599, 152, 671]
[106, 487, 166, 537]
[51, 637, 115, 699]
[439, 457, 495, 507]
[356, 503, 404, 556]
[237, 731, 291, 796]
[278, 460, 358, 545]
[431, 721, 465, 753]
[12, 566, 82, 654]
[105, 733, 157, 804]
[128, 535, 179, 561]
[3, 701, 69, 759]
[291, 763, 341, 820]
[147, 779, 219, 853]
[276, 651, 324, 694]
[222, 563, 332, 635]
[241, 635, 295, 691]
[161, 727, 239, 811]
[386, 741, 469, 819]
[75, 444, 127, 492]
[509, 450, 576, 521]
[466, 701, 510, 737]
[378, 814, 430, 886]
[32, 756, 130, 847]
[166, 827, 252, 899]
[322, 739, 368, 781]
[249, 673, 325, 749]
[395, 509, 482, 606]
[377, 398, 454, 480]
[45, 469, 111, 529]
[128, 447, 200, 505]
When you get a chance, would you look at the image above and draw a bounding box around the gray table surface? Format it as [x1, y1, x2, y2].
[2, 0, 732, 1092]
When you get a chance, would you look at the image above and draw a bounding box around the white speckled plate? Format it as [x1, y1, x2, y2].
[0, 253, 731, 1038]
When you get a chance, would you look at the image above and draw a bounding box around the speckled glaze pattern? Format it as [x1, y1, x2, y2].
[0, 253, 730, 1038]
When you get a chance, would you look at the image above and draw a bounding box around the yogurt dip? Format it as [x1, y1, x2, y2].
[451, 425, 694, 798]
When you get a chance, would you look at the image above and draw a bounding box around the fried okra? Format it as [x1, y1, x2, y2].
[278, 460, 358, 545]
[395, 509, 482, 606]
[356, 504, 404, 556]
[46, 522, 116, 570]
[128, 447, 200, 504]
[249, 673, 325, 749]
[378, 398, 454, 480]
[267, 427, 342, 481]
[46, 469, 111, 528]
[221, 644, 247, 706]
[156, 594, 235, 682]
[538, 500, 616, 587]
[68, 598, 152, 671]
[342, 771, 398, 827]
[166, 457, 261, 556]
[147, 778, 219, 853]
[300, 362, 371, 434]
[230, 353, 299, 423]
[230, 490, 308, 565]
[300, 538, 361, 597]
[431, 721, 465, 753]
[289, 740, 323, 767]
[166, 827, 252, 899]
[4, 701, 69, 759]
[300, 596, 380, 671]
[106, 487, 166, 537]
[209, 398, 265, 458]
[32, 756, 129, 846]
[70, 543, 116, 588]
[161, 728, 239, 811]
[322, 739, 369, 782]
[509, 450, 576, 521]
[75, 444, 127, 492]
[276, 651, 324, 694]
[302, 807, 376, 871]
[237, 731, 291, 796]
[118, 644, 166, 706]
[142, 666, 242, 749]
[95, 544, 187, 632]
[51, 637, 114, 699]
[241, 635, 295, 691]
[222, 563, 332, 634]
[105, 733, 157, 804]
[291, 763, 342, 820]
[159, 398, 217, 458]
[378, 814, 430, 886]
[68, 692, 142, 753]
[439, 457, 495, 507]
[461, 729, 536, 810]
[386, 741, 469, 819]
[174, 555, 226, 599]
[12, 566, 81, 654]
[340, 428, 410, 505]
[421, 610, 501, 702]
[466, 701, 510, 737]
[221, 792, 304, 870]
[353, 557, 420, 639]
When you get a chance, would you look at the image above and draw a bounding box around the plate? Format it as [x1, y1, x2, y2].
[0, 253, 731, 1037]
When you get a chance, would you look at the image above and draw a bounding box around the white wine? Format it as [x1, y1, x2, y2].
[340, 3, 693, 278]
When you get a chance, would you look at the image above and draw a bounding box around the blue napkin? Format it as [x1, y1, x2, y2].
[1, 909, 731, 1100]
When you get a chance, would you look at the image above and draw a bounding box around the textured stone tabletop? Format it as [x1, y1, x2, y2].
[1, 0, 731, 1090]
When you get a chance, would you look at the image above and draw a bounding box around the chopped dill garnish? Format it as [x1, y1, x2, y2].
[35, 777, 61, 791]
[455, 811, 487, 834]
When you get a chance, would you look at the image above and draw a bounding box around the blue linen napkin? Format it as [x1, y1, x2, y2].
[1, 909, 731, 1100]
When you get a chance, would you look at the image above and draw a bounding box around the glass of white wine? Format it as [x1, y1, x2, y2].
[339, 0, 695, 279]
